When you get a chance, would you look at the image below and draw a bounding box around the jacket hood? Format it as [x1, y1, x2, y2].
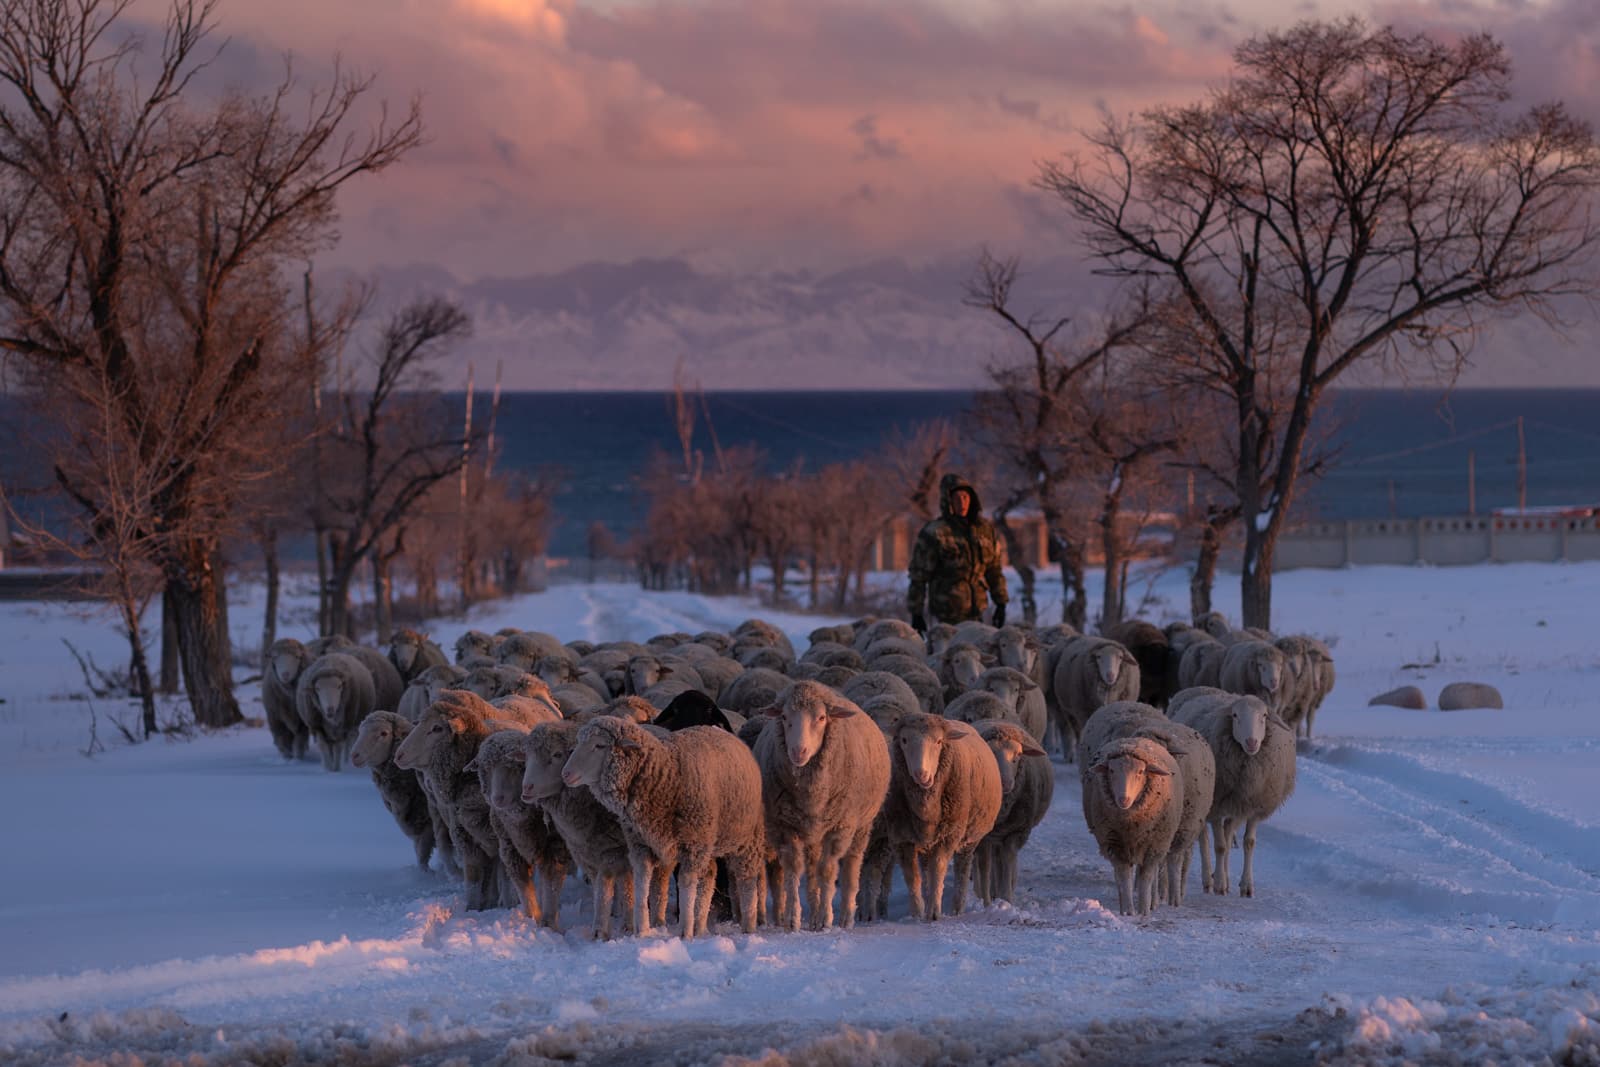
[939, 473, 982, 519]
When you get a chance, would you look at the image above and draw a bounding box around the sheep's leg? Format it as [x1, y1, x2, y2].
[651, 860, 672, 928]
[813, 842, 842, 931]
[695, 860, 715, 933]
[595, 875, 615, 940]
[898, 844, 924, 921]
[1240, 817, 1260, 898]
[1197, 824, 1213, 893]
[541, 859, 567, 929]
[413, 824, 435, 871]
[1166, 853, 1183, 908]
[431, 808, 461, 878]
[1212, 817, 1233, 896]
[951, 848, 975, 917]
[730, 851, 761, 935]
[619, 872, 636, 935]
[779, 842, 804, 932]
[926, 849, 952, 921]
[1004, 841, 1021, 903]
[678, 850, 708, 939]
[630, 850, 654, 936]
[1112, 860, 1135, 916]
[1179, 842, 1193, 904]
[1137, 862, 1160, 916]
[974, 844, 992, 907]
[765, 857, 783, 928]
[835, 831, 869, 931]
[501, 845, 539, 922]
[877, 851, 893, 918]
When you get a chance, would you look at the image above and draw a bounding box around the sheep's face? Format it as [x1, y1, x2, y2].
[536, 659, 570, 686]
[982, 674, 1022, 711]
[1200, 614, 1230, 639]
[1255, 655, 1283, 695]
[627, 658, 663, 694]
[949, 647, 985, 689]
[352, 716, 406, 769]
[459, 670, 499, 701]
[985, 733, 1028, 794]
[482, 758, 526, 812]
[861, 697, 905, 732]
[455, 633, 491, 664]
[995, 633, 1035, 673]
[390, 636, 420, 673]
[499, 646, 537, 672]
[522, 737, 573, 802]
[895, 720, 946, 790]
[272, 652, 304, 686]
[1097, 753, 1163, 811]
[776, 689, 851, 767]
[393, 710, 455, 769]
[562, 723, 626, 788]
[313, 675, 346, 721]
[1093, 646, 1124, 689]
[1229, 700, 1269, 755]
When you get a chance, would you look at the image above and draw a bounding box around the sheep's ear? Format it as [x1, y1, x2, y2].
[759, 705, 781, 718]
[824, 703, 859, 719]
[1164, 744, 1190, 759]
[1090, 759, 1110, 775]
[463, 757, 479, 773]
[615, 732, 643, 751]
[1144, 762, 1173, 777]
[1021, 741, 1046, 758]
[943, 720, 976, 740]
[1020, 675, 1039, 691]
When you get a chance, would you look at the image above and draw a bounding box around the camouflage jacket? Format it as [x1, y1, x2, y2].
[906, 476, 1008, 624]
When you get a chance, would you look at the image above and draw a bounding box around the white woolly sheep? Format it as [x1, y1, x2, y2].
[808, 624, 854, 648]
[721, 667, 793, 714]
[306, 634, 355, 658]
[341, 645, 405, 714]
[733, 618, 798, 662]
[454, 630, 498, 665]
[262, 638, 313, 761]
[1081, 734, 1183, 917]
[1219, 640, 1290, 716]
[397, 664, 468, 722]
[972, 720, 1051, 906]
[752, 681, 891, 931]
[974, 665, 1047, 743]
[1168, 688, 1296, 897]
[951, 620, 999, 648]
[1049, 637, 1140, 762]
[943, 689, 1022, 729]
[934, 644, 990, 702]
[519, 720, 636, 939]
[1177, 634, 1227, 692]
[467, 730, 571, 926]
[880, 712, 1003, 921]
[387, 629, 448, 685]
[851, 618, 919, 653]
[393, 689, 551, 911]
[550, 683, 605, 715]
[868, 654, 947, 715]
[840, 671, 921, 721]
[924, 622, 958, 657]
[350, 710, 437, 871]
[296, 652, 379, 772]
[861, 636, 925, 664]
[496, 632, 567, 672]
[534, 655, 611, 702]
[561, 717, 767, 938]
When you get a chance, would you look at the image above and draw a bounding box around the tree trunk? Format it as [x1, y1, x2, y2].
[993, 512, 1038, 627]
[808, 550, 821, 610]
[1190, 519, 1223, 623]
[372, 555, 393, 646]
[159, 589, 180, 694]
[165, 544, 241, 728]
[1058, 539, 1088, 632]
[1241, 520, 1279, 631]
[415, 557, 438, 615]
[328, 560, 357, 641]
[1099, 486, 1125, 629]
[261, 526, 280, 667]
[113, 574, 158, 738]
[314, 526, 331, 637]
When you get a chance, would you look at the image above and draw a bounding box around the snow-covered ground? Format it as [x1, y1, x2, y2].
[1, 563, 1598, 1066]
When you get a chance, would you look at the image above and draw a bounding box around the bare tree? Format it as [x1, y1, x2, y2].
[0, 0, 423, 725]
[318, 297, 475, 639]
[1040, 19, 1600, 628]
[965, 252, 1148, 629]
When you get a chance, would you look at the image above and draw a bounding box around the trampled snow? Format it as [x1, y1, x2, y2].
[1, 563, 1598, 1065]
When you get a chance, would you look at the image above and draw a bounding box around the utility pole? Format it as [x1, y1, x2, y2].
[1516, 416, 1527, 512]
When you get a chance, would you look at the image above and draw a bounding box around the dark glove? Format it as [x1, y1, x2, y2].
[911, 612, 927, 635]
[992, 604, 1006, 628]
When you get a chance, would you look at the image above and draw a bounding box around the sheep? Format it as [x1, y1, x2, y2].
[397, 664, 468, 722]
[454, 665, 550, 705]
[519, 721, 636, 939]
[991, 626, 1041, 675]
[262, 638, 314, 760]
[736, 645, 792, 672]
[387, 629, 448, 685]
[807, 624, 854, 648]
[496, 632, 566, 672]
[861, 636, 924, 664]
[692, 631, 735, 655]
[646, 630, 693, 650]
[933, 643, 989, 701]
[578, 649, 631, 695]
[951, 620, 999, 649]
[489, 692, 563, 724]
[814, 665, 860, 689]
[973, 665, 1048, 743]
[1271, 635, 1316, 734]
[752, 681, 891, 931]
[296, 652, 379, 772]
[1076, 701, 1215, 908]
[565, 639, 597, 659]
[652, 689, 737, 733]
[851, 618, 920, 653]
[561, 717, 766, 938]
[685, 655, 742, 702]
[1297, 636, 1336, 737]
[1081, 735, 1183, 917]
[533, 655, 611, 702]
[592, 695, 658, 724]
[1168, 688, 1296, 897]
[350, 710, 436, 870]
[1218, 639, 1290, 716]
[840, 671, 922, 724]
[393, 690, 550, 911]
[1163, 624, 1210, 706]
[801, 640, 854, 665]
[549, 683, 605, 715]
[625, 653, 704, 697]
[343, 645, 406, 713]
[1101, 620, 1171, 708]
[733, 618, 798, 662]
[1177, 633, 1227, 691]
[721, 667, 793, 714]
[924, 622, 958, 657]
[944, 689, 1021, 729]
[880, 712, 1003, 921]
[306, 634, 355, 658]
[868, 654, 947, 715]
[972, 721, 1052, 906]
[1049, 637, 1140, 762]
[467, 730, 571, 926]
[454, 630, 497, 665]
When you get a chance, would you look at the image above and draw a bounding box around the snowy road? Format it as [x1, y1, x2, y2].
[1, 567, 1597, 1064]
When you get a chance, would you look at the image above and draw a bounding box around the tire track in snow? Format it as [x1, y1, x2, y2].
[1276, 740, 1600, 924]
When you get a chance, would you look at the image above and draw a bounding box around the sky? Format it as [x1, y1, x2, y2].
[118, 0, 1600, 386]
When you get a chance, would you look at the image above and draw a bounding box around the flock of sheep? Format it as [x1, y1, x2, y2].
[258, 609, 1335, 938]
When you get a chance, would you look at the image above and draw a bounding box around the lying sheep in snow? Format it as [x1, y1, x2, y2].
[753, 681, 890, 931]
[296, 652, 379, 772]
[973, 721, 1051, 906]
[467, 731, 571, 926]
[1169, 688, 1296, 898]
[880, 712, 1002, 921]
[520, 721, 637, 939]
[562, 716, 766, 938]
[351, 710, 437, 871]
[262, 638, 314, 760]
